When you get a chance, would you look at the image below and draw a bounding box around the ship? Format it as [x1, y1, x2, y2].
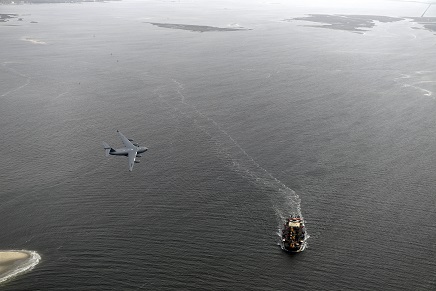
[281, 215, 307, 253]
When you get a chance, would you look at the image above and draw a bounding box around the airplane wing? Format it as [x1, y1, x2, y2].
[127, 149, 137, 171]
[117, 130, 135, 149]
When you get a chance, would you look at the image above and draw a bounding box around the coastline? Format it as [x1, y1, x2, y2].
[0, 250, 41, 284]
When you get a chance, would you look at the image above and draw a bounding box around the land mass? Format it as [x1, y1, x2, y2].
[408, 16, 436, 33]
[0, 13, 18, 22]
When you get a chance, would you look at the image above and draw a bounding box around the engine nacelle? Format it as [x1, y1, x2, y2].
[136, 154, 142, 158]
[134, 160, 140, 163]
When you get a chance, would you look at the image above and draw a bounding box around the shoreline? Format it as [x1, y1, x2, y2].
[0, 250, 41, 284]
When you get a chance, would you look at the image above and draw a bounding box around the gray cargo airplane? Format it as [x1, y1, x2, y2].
[102, 131, 148, 171]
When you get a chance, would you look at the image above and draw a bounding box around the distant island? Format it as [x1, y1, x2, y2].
[0, 13, 17, 22]
[287, 14, 436, 34]
[0, 250, 41, 284]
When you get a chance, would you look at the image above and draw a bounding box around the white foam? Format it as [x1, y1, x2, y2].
[0, 250, 41, 284]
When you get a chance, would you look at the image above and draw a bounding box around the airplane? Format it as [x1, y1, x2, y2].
[102, 130, 148, 171]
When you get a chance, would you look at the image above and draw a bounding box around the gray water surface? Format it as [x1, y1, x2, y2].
[1, 0, 435, 290]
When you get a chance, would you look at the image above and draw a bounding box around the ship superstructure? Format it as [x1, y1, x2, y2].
[281, 216, 307, 253]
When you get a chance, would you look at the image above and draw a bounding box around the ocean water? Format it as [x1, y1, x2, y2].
[1, 0, 436, 290]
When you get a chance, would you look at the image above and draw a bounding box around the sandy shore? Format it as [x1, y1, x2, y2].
[0, 250, 40, 284]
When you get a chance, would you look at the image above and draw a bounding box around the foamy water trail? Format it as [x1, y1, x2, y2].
[0, 250, 41, 284]
[395, 71, 435, 98]
[155, 79, 304, 225]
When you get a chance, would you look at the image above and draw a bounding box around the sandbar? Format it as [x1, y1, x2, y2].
[407, 17, 436, 33]
[0, 250, 40, 284]
[0, 14, 18, 22]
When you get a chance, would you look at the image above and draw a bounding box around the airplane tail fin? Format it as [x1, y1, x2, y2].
[102, 142, 113, 157]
